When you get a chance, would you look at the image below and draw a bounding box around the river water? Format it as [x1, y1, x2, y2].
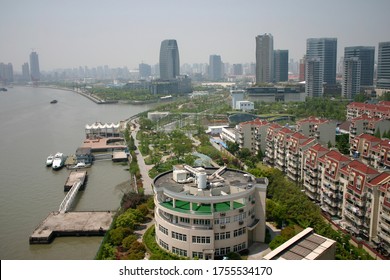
[0, 86, 153, 260]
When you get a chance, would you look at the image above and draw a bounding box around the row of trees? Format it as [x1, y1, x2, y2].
[96, 193, 154, 260]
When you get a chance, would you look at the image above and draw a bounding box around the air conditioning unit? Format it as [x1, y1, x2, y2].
[220, 224, 226, 229]
[239, 221, 244, 225]
[251, 214, 255, 219]
[220, 212, 226, 216]
[239, 209, 244, 213]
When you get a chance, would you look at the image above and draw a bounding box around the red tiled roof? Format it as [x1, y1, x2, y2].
[368, 172, 390, 186]
[323, 150, 350, 162]
[301, 138, 316, 146]
[355, 133, 381, 142]
[310, 143, 329, 153]
[291, 132, 308, 140]
[279, 127, 294, 134]
[341, 160, 379, 176]
[296, 116, 329, 124]
[240, 118, 269, 126]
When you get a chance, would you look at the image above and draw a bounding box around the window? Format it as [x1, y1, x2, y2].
[172, 247, 187, 257]
[194, 219, 211, 225]
[192, 236, 211, 244]
[215, 247, 231, 256]
[233, 242, 246, 252]
[233, 227, 246, 237]
[172, 231, 187, 242]
[159, 239, 169, 250]
[215, 231, 231, 240]
[234, 212, 246, 222]
[214, 217, 230, 225]
[158, 224, 168, 235]
[180, 217, 190, 224]
[192, 252, 203, 259]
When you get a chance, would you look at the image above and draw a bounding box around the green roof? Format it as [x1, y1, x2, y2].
[161, 199, 244, 214]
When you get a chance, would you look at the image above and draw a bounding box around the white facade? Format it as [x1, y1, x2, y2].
[153, 166, 268, 259]
[237, 101, 254, 111]
[230, 90, 245, 109]
[221, 127, 238, 144]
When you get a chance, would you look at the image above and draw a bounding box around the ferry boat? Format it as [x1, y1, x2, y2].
[52, 152, 66, 170]
[46, 154, 54, 166]
[50, 99, 58, 104]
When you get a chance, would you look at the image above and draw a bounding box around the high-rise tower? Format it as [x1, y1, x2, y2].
[273, 50, 288, 82]
[305, 38, 337, 97]
[209, 55, 223, 81]
[342, 57, 361, 99]
[377, 41, 390, 89]
[255, 33, 273, 84]
[29, 51, 40, 82]
[159, 39, 180, 80]
[344, 46, 375, 87]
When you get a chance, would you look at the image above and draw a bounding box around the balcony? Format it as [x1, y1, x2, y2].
[378, 231, 390, 244]
[380, 220, 390, 232]
[381, 210, 390, 221]
[287, 166, 298, 175]
[305, 184, 317, 194]
[287, 172, 298, 181]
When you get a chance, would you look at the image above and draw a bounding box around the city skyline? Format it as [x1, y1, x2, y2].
[1, 0, 390, 71]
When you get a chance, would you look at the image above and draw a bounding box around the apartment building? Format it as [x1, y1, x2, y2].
[273, 127, 295, 173]
[370, 139, 390, 169]
[296, 116, 336, 146]
[303, 144, 330, 202]
[318, 150, 351, 218]
[285, 132, 316, 182]
[350, 133, 381, 164]
[340, 160, 379, 239]
[349, 115, 390, 142]
[153, 165, 268, 259]
[376, 174, 390, 250]
[347, 101, 390, 120]
[264, 123, 283, 166]
[220, 127, 238, 144]
[237, 119, 270, 155]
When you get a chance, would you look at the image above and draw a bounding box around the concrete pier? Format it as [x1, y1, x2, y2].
[29, 211, 114, 244]
[64, 170, 87, 191]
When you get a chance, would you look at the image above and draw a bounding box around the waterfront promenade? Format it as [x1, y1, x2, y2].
[130, 118, 154, 195]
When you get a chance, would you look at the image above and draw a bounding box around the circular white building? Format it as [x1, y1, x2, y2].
[153, 165, 268, 259]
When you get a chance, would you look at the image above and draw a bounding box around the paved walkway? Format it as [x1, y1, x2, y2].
[246, 222, 281, 260]
[130, 119, 154, 195]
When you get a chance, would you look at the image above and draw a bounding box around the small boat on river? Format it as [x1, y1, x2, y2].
[50, 100, 58, 104]
[52, 152, 66, 170]
[46, 154, 54, 166]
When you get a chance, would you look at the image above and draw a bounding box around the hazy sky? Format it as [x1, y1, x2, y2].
[1, 0, 389, 71]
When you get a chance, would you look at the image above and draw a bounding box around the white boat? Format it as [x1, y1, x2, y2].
[52, 152, 66, 170]
[68, 162, 91, 169]
[46, 154, 54, 166]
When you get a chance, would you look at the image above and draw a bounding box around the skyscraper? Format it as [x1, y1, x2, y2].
[342, 57, 361, 99]
[159, 39, 180, 80]
[22, 62, 30, 81]
[209, 55, 223, 81]
[139, 63, 152, 79]
[344, 46, 375, 87]
[274, 50, 288, 82]
[305, 38, 337, 97]
[29, 51, 40, 82]
[306, 58, 322, 97]
[0, 63, 14, 84]
[255, 33, 273, 84]
[377, 41, 390, 89]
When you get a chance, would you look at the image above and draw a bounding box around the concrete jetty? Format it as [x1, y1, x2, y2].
[64, 170, 87, 191]
[29, 211, 114, 244]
